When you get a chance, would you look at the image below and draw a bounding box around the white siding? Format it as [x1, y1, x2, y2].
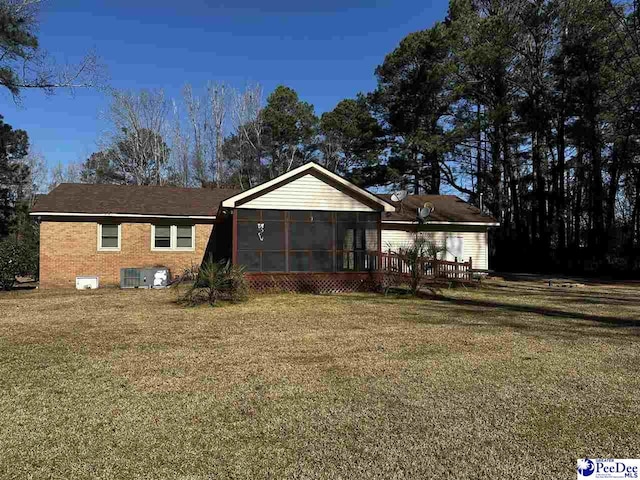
[240, 174, 375, 211]
[381, 229, 417, 251]
[381, 226, 489, 270]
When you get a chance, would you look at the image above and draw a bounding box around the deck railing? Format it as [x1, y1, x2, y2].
[379, 251, 474, 281]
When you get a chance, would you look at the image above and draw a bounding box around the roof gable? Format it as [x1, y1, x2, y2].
[239, 173, 376, 211]
[222, 162, 396, 212]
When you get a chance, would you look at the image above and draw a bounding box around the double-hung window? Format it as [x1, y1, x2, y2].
[98, 224, 121, 251]
[176, 226, 194, 248]
[152, 225, 195, 251]
[154, 226, 172, 248]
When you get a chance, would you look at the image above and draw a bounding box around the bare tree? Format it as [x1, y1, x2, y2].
[181, 82, 231, 187]
[21, 151, 47, 198]
[183, 84, 209, 186]
[230, 83, 264, 189]
[0, 0, 107, 101]
[102, 89, 170, 185]
[169, 99, 191, 187]
[48, 161, 81, 191]
[206, 81, 228, 186]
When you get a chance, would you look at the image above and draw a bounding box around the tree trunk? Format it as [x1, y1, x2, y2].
[574, 148, 584, 250]
[589, 123, 605, 258]
[556, 116, 566, 256]
[476, 102, 483, 204]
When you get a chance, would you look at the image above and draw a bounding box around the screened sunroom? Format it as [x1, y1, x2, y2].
[234, 209, 381, 273]
[216, 163, 397, 286]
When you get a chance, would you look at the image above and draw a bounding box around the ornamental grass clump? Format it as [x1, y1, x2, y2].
[178, 258, 248, 306]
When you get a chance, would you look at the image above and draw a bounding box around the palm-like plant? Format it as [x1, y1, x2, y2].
[391, 235, 447, 295]
[180, 258, 247, 306]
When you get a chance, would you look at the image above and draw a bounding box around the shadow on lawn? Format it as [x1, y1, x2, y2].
[486, 282, 640, 307]
[431, 295, 640, 329]
[336, 291, 640, 334]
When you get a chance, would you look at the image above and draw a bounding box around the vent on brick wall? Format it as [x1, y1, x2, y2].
[120, 268, 170, 289]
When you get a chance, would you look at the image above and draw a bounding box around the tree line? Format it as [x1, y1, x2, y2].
[2, 0, 640, 276]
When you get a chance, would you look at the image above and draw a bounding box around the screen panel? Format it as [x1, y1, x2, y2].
[336, 212, 358, 223]
[237, 250, 261, 272]
[365, 229, 379, 251]
[357, 212, 378, 223]
[290, 251, 311, 272]
[237, 221, 285, 251]
[262, 251, 286, 272]
[311, 251, 334, 272]
[237, 209, 261, 221]
[311, 222, 334, 250]
[262, 210, 284, 221]
[289, 210, 310, 222]
[289, 221, 314, 250]
[310, 211, 332, 222]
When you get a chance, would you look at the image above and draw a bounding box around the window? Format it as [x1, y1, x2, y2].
[176, 226, 193, 248]
[446, 236, 464, 262]
[98, 224, 121, 251]
[154, 226, 171, 248]
[152, 225, 195, 251]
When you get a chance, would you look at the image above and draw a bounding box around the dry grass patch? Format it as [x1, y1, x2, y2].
[1, 280, 639, 479]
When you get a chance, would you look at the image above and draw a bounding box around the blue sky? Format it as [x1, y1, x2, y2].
[2, 0, 448, 170]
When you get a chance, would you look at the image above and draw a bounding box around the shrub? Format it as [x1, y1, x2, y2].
[0, 236, 38, 290]
[386, 236, 447, 296]
[178, 258, 248, 306]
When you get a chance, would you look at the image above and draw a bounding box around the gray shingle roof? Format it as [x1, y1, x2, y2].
[33, 184, 497, 224]
[379, 194, 498, 224]
[33, 183, 240, 217]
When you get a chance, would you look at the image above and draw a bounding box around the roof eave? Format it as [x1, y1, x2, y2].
[382, 220, 501, 227]
[30, 212, 217, 220]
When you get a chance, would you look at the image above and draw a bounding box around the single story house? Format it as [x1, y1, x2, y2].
[31, 162, 499, 289]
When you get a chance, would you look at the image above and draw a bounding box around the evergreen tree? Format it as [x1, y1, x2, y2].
[80, 150, 125, 184]
[370, 23, 452, 193]
[319, 96, 383, 176]
[0, 115, 29, 237]
[261, 86, 318, 178]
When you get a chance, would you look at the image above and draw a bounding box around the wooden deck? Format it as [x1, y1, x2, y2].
[380, 252, 474, 282]
[245, 253, 476, 293]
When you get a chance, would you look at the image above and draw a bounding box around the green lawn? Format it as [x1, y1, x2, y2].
[1, 279, 639, 479]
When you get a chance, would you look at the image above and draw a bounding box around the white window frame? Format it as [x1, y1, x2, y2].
[151, 225, 195, 252]
[97, 223, 121, 252]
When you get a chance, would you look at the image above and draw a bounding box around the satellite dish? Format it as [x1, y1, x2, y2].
[423, 201, 435, 215]
[390, 190, 408, 202]
[417, 202, 435, 223]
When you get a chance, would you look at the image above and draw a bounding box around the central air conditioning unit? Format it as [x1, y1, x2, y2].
[120, 268, 170, 289]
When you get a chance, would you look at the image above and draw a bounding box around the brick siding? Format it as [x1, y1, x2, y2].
[39, 220, 214, 289]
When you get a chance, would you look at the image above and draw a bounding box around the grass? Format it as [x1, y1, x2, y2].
[1, 279, 639, 479]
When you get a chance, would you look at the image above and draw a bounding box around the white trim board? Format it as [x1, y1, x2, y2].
[31, 212, 216, 220]
[221, 162, 396, 212]
[382, 220, 501, 227]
